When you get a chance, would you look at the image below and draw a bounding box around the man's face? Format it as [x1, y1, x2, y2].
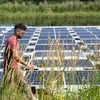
[16, 29, 25, 39]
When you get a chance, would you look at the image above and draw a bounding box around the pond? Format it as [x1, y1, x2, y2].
[0, 17, 100, 26]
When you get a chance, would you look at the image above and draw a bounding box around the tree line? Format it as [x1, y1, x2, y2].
[0, 0, 96, 4]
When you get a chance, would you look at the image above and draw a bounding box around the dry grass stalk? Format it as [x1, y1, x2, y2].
[1, 42, 35, 100]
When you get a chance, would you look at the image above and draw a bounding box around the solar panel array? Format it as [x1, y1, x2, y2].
[0, 26, 100, 88]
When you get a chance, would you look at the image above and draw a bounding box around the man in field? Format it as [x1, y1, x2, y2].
[3, 23, 37, 100]
[4, 23, 34, 72]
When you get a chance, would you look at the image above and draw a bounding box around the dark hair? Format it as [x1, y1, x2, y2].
[14, 23, 27, 31]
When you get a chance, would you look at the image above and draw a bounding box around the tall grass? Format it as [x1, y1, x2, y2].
[0, 1, 100, 12]
[0, 1, 100, 19]
[1, 11, 100, 20]
[32, 34, 100, 99]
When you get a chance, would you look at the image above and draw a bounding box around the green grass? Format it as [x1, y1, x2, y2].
[0, 11, 100, 20]
[0, 1, 100, 19]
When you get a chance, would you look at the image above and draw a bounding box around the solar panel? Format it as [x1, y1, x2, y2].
[0, 28, 6, 30]
[28, 42, 36, 46]
[55, 27, 67, 30]
[32, 60, 57, 67]
[22, 35, 32, 39]
[59, 40, 75, 44]
[55, 28, 68, 33]
[41, 30, 54, 33]
[1, 26, 100, 88]
[19, 44, 27, 51]
[56, 33, 70, 36]
[79, 35, 96, 39]
[88, 44, 100, 50]
[0, 71, 3, 85]
[76, 32, 91, 35]
[35, 44, 78, 50]
[63, 59, 93, 67]
[0, 51, 3, 56]
[25, 28, 36, 32]
[37, 39, 52, 44]
[22, 55, 32, 62]
[40, 32, 54, 36]
[75, 31, 89, 34]
[72, 28, 85, 30]
[35, 45, 50, 50]
[34, 52, 48, 57]
[39, 36, 55, 39]
[0, 40, 3, 44]
[64, 71, 100, 85]
[56, 35, 72, 39]
[0, 45, 4, 51]
[19, 40, 29, 44]
[42, 28, 54, 30]
[0, 36, 3, 40]
[26, 70, 64, 87]
[4, 35, 9, 39]
[32, 59, 93, 68]
[0, 60, 3, 69]
[64, 45, 79, 50]
[91, 31, 100, 34]
[37, 39, 75, 45]
[76, 59, 93, 67]
[5, 32, 13, 35]
[18, 51, 23, 57]
[34, 51, 85, 58]
[41, 28, 54, 33]
[85, 27, 98, 30]
[25, 46, 35, 52]
[64, 52, 86, 58]
[96, 35, 100, 38]
[55, 30, 69, 34]
[7, 28, 36, 33]
[26, 70, 43, 85]
[83, 39, 98, 44]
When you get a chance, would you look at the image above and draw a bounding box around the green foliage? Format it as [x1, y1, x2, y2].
[0, 69, 33, 100]
[0, 1, 100, 13]
[78, 86, 100, 100]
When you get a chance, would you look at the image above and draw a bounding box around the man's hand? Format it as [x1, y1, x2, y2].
[27, 64, 38, 70]
[27, 64, 34, 70]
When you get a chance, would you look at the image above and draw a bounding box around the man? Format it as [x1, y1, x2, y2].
[4, 23, 34, 72]
[3, 23, 37, 100]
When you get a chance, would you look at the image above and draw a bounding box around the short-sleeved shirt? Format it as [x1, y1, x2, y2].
[4, 35, 19, 72]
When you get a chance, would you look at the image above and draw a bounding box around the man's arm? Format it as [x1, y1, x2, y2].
[12, 50, 34, 70]
[6, 38, 34, 70]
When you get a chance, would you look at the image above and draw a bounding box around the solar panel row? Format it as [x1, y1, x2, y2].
[0, 26, 100, 87]
[0, 70, 99, 86]
[32, 59, 93, 67]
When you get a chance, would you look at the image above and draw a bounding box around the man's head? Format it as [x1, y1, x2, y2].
[14, 23, 27, 39]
